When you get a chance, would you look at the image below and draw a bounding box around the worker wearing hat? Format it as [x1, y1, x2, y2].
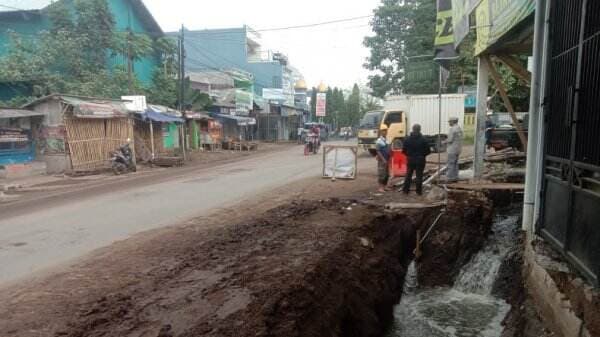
[443, 117, 463, 182]
[375, 125, 391, 192]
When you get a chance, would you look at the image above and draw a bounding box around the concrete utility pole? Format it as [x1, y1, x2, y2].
[473, 57, 489, 180]
[179, 25, 187, 161]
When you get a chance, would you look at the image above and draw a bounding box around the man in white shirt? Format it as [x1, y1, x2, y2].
[444, 117, 463, 182]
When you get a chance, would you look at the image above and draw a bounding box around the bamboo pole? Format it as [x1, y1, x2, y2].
[149, 121, 155, 160]
[483, 55, 528, 150]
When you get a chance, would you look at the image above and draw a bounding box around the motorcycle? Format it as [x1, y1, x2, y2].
[304, 133, 320, 155]
[111, 142, 136, 175]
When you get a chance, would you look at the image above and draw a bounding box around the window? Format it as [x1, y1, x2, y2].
[384, 111, 403, 125]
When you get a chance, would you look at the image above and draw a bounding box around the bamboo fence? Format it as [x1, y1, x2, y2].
[65, 117, 133, 172]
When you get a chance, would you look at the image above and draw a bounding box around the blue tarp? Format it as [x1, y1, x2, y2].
[139, 110, 184, 123]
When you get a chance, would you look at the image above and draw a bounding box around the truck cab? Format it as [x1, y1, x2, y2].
[358, 110, 407, 155]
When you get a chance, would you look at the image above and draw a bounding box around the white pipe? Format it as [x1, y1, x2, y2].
[522, 0, 547, 232]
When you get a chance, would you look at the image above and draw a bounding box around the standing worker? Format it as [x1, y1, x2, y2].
[402, 124, 431, 195]
[375, 125, 391, 193]
[443, 117, 463, 182]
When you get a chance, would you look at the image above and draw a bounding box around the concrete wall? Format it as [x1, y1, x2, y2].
[524, 238, 598, 337]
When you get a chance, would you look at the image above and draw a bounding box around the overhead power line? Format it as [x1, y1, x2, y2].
[253, 15, 373, 32]
[0, 4, 25, 11]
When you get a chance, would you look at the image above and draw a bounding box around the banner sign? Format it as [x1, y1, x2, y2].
[262, 88, 286, 101]
[235, 89, 253, 116]
[451, 0, 483, 46]
[406, 60, 436, 83]
[316, 93, 327, 117]
[434, 0, 459, 69]
[474, 0, 535, 55]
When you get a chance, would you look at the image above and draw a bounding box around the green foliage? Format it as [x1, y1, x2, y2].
[445, 33, 477, 93]
[182, 77, 211, 111]
[146, 70, 178, 108]
[361, 95, 383, 113]
[344, 84, 362, 126]
[364, 0, 438, 97]
[489, 58, 530, 113]
[0, 0, 178, 106]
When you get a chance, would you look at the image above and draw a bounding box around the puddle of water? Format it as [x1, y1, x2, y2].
[387, 214, 519, 337]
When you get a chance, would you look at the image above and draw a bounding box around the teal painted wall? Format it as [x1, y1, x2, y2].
[0, 0, 160, 89]
[107, 0, 158, 84]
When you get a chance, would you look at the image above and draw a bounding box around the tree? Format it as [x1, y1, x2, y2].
[364, 0, 438, 97]
[362, 95, 383, 113]
[0, 0, 179, 106]
[345, 84, 362, 127]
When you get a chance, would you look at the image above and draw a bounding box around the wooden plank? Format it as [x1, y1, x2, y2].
[484, 56, 528, 150]
[446, 182, 525, 191]
[495, 54, 532, 85]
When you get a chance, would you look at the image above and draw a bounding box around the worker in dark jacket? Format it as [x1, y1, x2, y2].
[402, 124, 431, 195]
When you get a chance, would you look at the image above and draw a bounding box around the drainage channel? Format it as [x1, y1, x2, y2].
[386, 212, 520, 337]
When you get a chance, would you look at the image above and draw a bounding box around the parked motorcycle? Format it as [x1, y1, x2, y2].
[111, 141, 136, 175]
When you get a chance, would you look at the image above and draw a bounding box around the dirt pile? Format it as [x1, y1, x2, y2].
[42, 199, 429, 337]
[416, 190, 494, 287]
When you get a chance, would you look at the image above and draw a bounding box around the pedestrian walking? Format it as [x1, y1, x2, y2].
[443, 117, 463, 182]
[402, 124, 431, 195]
[375, 125, 391, 193]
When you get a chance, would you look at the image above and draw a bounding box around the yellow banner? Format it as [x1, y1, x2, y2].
[474, 0, 535, 54]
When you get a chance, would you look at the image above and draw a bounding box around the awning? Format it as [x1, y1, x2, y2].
[60, 96, 128, 119]
[215, 114, 256, 126]
[0, 108, 44, 119]
[185, 111, 212, 120]
[139, 110, 184, 123]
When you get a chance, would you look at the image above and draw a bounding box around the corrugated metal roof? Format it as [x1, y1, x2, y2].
[0, 108, 44, 119]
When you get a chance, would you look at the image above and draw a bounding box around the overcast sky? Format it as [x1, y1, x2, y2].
[1, 0, 381, 89]
[143, 0, 381, 89]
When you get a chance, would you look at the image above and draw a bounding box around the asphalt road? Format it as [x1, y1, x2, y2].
[0, 144, 331, 286]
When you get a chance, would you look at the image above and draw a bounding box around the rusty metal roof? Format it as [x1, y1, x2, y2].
[0, 108, 44, 119]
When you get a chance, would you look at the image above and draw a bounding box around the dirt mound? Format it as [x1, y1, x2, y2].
[48, 199, 427, 337]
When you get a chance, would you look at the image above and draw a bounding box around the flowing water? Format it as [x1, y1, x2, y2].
[386, 214, 519, 337]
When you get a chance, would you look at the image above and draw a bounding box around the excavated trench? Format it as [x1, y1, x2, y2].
[11, 190, 527, 337]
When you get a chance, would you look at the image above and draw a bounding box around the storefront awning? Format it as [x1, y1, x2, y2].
[60, 96, 129, 119]
[185, 111, 212, 120]
[0, 108, 44, 119]
[215, 114, 256, 126]
[139, 110, 184, 123]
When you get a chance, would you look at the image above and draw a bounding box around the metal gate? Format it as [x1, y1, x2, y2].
[540, 0, 600, 286]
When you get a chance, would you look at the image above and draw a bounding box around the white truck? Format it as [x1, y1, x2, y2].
[385, 94, 465, 152]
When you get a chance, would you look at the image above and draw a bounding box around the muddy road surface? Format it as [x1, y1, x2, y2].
[0, 144, 367, 286]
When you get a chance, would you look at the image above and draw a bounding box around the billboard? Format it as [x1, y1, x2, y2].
[262, 88, 286, 101]
[451, 0, 483, 46]
[315, 93, 327, 117]
[434, 0, 459, 68]
[474, 0, 535, 55]
[235, 90, 253, 116]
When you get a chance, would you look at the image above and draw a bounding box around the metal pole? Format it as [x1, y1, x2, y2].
[438, 64, 442, 182]
[474, 57, 490, 179]
[149, 121, 155, 161]
[522, 0, 547, 233]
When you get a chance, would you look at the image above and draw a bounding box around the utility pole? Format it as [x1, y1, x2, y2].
[127, 29, 133, 94]
[178, 25, 187, 161]
[178, 25, 185, 112]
